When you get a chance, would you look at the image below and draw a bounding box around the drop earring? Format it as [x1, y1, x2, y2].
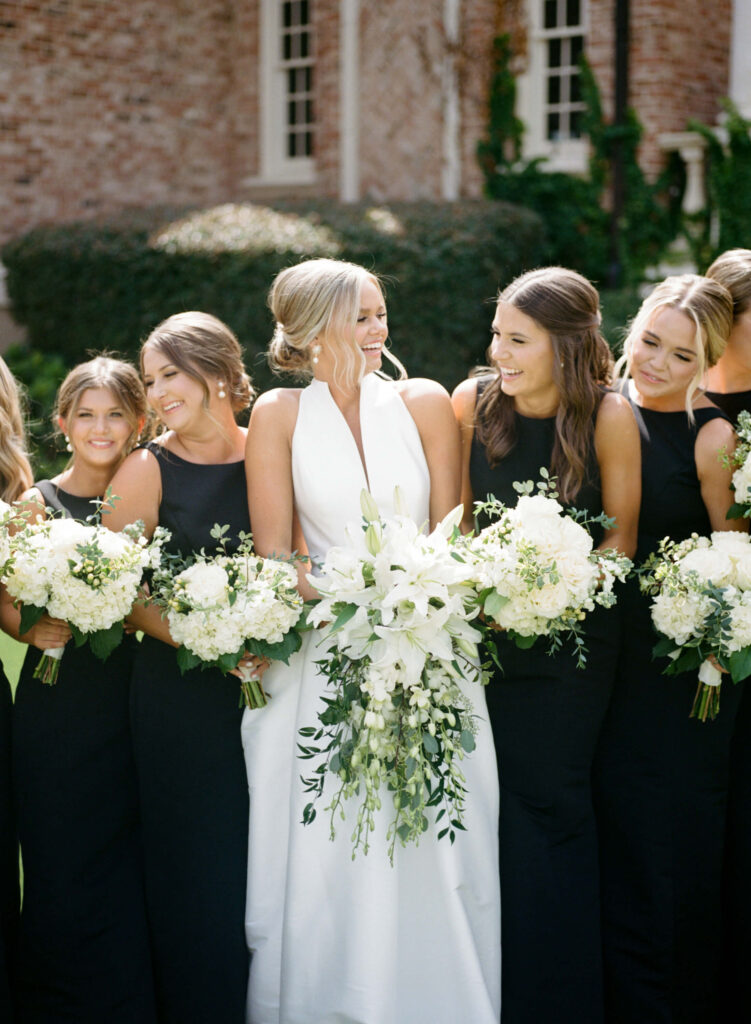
[217, 382, 227, 399]
[311, 343, 321, 366]
[65, 435, 72, 452]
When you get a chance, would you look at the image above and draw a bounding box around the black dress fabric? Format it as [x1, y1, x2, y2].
[1, 669, 17, 1023]
[11, 480, 155, 1023]
[594, 404, 744, 1024]
[470, 383, 615, 1024]
[131, 443, 250, 1024]
[703, 389, 751, 1022]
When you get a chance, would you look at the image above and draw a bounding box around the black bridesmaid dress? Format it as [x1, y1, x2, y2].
[131, 443, 250, 1024]
[470, 387, 615, 1024]
[594, 404, 744, 1024]
[11, 480, 156, 1023]
[705, 388, 751, 1022]
[1, 669, 18, 1023]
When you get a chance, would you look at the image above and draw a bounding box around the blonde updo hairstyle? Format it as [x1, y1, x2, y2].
[0, 356, 33, 502]
[616, 274, 733, 420]
[54, 355, 150, 461]
[706, 249, 751, 321]
[268, 258, 406, 388]
[141, 311, 255, 422]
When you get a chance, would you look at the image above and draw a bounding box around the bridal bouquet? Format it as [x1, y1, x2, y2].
[298, 490, 484, 862]
[148, 525, 305, 709]
[727, 409, 751, 517]
[467, 478, 632, 666]
[2, 514, 160, 684]
[639, 530, 751, 720]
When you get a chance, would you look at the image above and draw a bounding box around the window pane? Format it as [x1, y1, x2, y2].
[301, 0, 309, 24]
[544, 0, 558, 29]
[288, 132, 297, 158]
[304, 130, 313, 156]
[304, 66, 312, 91]
[566, 0, 580, 26]
[283, 33, 291, 60]
[547, 112, 560, 139]
[290, 1, 300, 28]
[305, 99, 314, 123]
[548, 38, 561, 68]
[571, 35, 583, 64]
[283, 2, 292, 29]
[288, 100, 297, 125]
[570, 72, 581, 103]
[300, 32, 309, 58]
[547, 75, 561, 105]
[569, 110, 583, 138]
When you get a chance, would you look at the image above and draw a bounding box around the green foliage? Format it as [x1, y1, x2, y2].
[688, 100, 751, 267]
[477, 35, 678, 287]
[2, 199, 545, 400]
[4, 343, 69, 479]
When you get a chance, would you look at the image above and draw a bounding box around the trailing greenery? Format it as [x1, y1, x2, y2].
[2, 199, 545, 410]
[688, 100, 751, 268]
[477, 35, 680, 287]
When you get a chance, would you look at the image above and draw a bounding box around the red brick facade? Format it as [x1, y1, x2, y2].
[0, 0, 734, 246]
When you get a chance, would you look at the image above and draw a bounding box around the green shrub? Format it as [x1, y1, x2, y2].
[4, 344, 69, 480]
[2, 199, 545, 397]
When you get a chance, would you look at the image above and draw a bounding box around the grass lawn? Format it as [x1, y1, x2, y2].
[1, 630, 27, 695]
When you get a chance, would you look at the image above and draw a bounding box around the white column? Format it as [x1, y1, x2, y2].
[339, 0, 360, 202]
[442, 0, 461, 199]
[730, 0, 751, 119]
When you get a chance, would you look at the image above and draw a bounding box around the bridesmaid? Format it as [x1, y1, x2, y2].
[594, 274, 743, 1024]
[704, 249, 751, 1021]
[103, 312, 254, 1024]
[0, 357, 33, 1024]
[452, 266, 640, 1024]
[2, 356, 156, 1022]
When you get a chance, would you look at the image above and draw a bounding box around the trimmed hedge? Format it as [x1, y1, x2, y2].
[2, 199, 545, 396]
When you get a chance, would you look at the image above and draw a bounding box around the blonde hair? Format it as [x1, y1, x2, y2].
[0, 356, 33, 501]
[706, 249, 751, 321]
[55, 355, 150, 460]
[615, 274, 733, 420]
[267, 257, 406, 389]
[141, 311, 255, 417]
[476, 266, 611, 503]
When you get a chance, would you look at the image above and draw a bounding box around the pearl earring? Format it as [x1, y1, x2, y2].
[311, 343, 321, 366]
[65, 435, 72, 452]
[217, 382, 227, 399]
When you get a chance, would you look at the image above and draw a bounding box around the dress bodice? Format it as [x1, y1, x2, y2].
[34, 480, 101, 521]
[146, 441, 250, 557]
[705, 388, 751, 425]
[629, 401, 729, 561]
[469, 378, 603, 540]
[291, 374, 431, 565]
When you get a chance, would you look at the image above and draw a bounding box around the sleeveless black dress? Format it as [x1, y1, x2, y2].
[594, 404, 744, 1024]
[470, 382, 615, 1024]
[0, 667, 17, 1023]
[131, 443, 250, 1024]
[705, 389, 751, 1023]
[11, 481, 156, 1023]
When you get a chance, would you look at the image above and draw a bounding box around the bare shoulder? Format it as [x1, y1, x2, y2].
[111, 445, 161, 485]
[248, 387, 302, 430]
[394, 376, 453, 416]
[695, 412, 736, 455]
[450, 377, 480, 425]
[596, 390, 637, 428]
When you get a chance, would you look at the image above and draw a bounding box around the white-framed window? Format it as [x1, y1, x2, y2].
[248, 0, 316, 186]
[516, 0, 589, 173]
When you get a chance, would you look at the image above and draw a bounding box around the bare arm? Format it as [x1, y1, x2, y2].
[100, 447, 162, 538]
[399, 378, 462, 529]
[450, 378, 479, 534]
[695, 417, 748, 533]
[245, 389, 317, 599]
[594, 392, 641, 558]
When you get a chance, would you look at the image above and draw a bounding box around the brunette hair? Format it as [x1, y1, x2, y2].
[267, 257, 406, 388]
[475, 266, 612, 503]
[615, 274, 733, 420]
[0, 356, 33, 501]
[706, 249, 751, 321]
[141, 311, 255, 417]
[55, 355, 150, 460]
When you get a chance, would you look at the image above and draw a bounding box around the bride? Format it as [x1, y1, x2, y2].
[242, 258, 501, 1023]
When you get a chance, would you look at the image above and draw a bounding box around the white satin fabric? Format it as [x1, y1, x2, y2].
[242, 373, 501, 1023]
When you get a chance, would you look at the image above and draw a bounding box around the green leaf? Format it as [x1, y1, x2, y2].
[422, 730, 439, 755]
[176, 645, 201, 675]
[460, 730, 476, 753]
[18, 602, 45, 638]
[483, 590, 509, 619]
[729, 647, 751, 683]
[327, 604, 358, 635]
[512, 633, 537, 650]
[88, 622, 124, 661]
[245, 628, 302, 665]
[652, 636, 679, 659]
[70, 623, 87, 649]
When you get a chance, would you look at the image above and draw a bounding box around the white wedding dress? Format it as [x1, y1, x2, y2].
[242, 373, 501, 1024]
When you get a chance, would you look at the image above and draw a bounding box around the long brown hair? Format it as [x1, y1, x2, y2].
[0, 356, 33, 501]
[475, 266, 612, 503]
